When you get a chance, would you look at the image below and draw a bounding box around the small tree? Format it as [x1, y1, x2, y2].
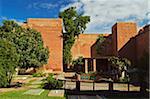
[0, 20, 49, 69]
[0, 39, 19, 87]
[108, 56, 131, 81]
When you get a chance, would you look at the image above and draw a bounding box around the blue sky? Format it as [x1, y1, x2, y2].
[0, 0, 149, 33]
[0, 0, 72, 21]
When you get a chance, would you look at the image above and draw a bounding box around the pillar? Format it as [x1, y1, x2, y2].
[85, 59, 88, 73]
[76, 81, 80, 91]
[93, 59, 96, 72]
[109, 82, 113, 91]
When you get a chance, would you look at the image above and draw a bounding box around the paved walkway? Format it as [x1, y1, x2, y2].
[48, 90, 64, 97]
[68, 95, 106, 99]
[23, 89, 44, 95]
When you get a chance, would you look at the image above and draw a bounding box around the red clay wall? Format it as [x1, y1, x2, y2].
[135, 25, 149, 61]
[22, 18, 149, 71]
[25, 18, 63, 72]
[118, 24, 149, 65]
[112, 24, 118, 56]
[91, 34, 113, 58]
[71, 34, 100, 59]
[112, 22, 137, 56]
[118, 37, 137, 65]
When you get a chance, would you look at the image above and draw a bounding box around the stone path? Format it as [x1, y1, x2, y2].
[48, 90, 64, 97]
[23, 89, 44, 95]
[67, 95, 106, 99]
[31, 77, 43, 85]
[22, 77, 44, 94]
[27, 77, 43, 88]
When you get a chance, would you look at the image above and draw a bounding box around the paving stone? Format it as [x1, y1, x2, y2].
[29, 78, 44, 85]
[31, 80, 43, 85]
[28, 85, 41, 88]
[23, 89, 44, 95]
[48, 90, 64, 97]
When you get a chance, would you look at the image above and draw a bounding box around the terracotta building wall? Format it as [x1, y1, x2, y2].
[112, 24, 118, 56]
[118, 37, 137, 65]
[22, 18, 148, 72]
[112, 22, 137, 54]
[24, 18, 63, 72]
[71, 34, 100, 59]
[118, 24, 149, 65]
[135, 25, 149, 61]
[91, 34, 113, 58]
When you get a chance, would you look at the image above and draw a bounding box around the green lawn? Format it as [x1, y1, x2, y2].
[0, 90, 65, 99]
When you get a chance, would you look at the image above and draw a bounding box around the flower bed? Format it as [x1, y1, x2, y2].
[80, 73, 96, 80]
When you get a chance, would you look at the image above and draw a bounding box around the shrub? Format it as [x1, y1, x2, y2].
[0, 40, 19, 87]
[32, 72, 45, 77]
[0, 20, 49, 69]
[119, 77, 129, 82]
[42, 74, 63, 89]
[72, 56, 84, 72]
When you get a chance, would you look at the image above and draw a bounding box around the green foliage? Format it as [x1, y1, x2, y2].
[0, 39, 19, 87]
[96, 34, 106, 54]
[72, 56, 84, 66]
[108, 56, 131, 81]
[59, 7, 90, 65]
[119, 76, 129, 82]
[0, 20, 49, 69]
[72, 56, 84, 72]
[42, 74, 63, 89]
[32, 72, 46, 77]
[108, 56, 131, 70]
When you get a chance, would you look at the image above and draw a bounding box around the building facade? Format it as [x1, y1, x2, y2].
[23, 18, 149, 73]
[23, 18, 63, 73]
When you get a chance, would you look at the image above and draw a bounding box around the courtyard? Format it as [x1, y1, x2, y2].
[0, 74, 148, 99]
[0, 0, 149, 99]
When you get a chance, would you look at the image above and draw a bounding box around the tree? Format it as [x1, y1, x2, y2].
[96, 34, 106, 54]
[0, 20, 49, 69]
[108, 56, 131, 81]
[0, 39, 19, 87]
[59, 7, 90, 66]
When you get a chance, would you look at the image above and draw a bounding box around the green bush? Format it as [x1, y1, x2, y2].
[42, 74, 63, 89]
[119, 77, 129, 82]
[32, 72, 45, 77]
[72, 56, 84, 72]
[0, 40, 19, 87]
[0, 20, 49, 69]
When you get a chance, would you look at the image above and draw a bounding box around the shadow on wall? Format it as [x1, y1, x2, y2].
[91, 34, 114, 58]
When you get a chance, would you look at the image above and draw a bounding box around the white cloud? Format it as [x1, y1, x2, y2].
[60, 2, 83, 12]
[60, 0, 149, 33]
[28, 2, 58, 10]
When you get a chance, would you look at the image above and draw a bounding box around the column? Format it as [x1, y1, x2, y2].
[109, 82, 113, 91]
[93, 59, 96, 72]
[85, 59, 88, 73]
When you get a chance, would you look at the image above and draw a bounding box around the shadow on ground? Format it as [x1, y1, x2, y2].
[65, 89, 149, 99]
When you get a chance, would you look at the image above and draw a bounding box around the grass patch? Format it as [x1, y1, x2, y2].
[0, 90, 65, 99]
